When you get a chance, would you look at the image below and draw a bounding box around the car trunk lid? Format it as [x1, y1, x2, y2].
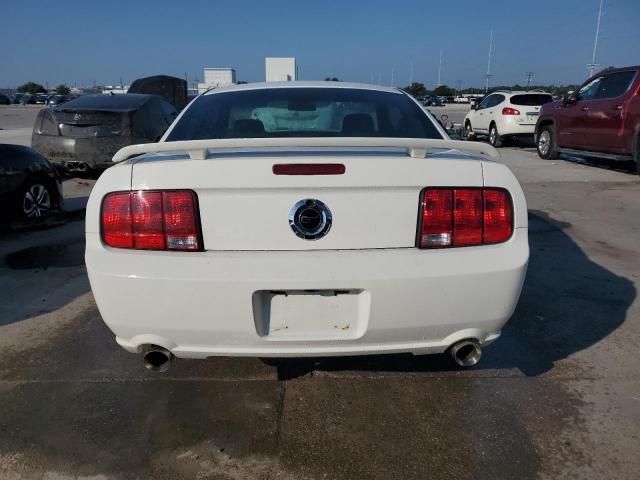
[130, 147, 485, 251]
[47, 109, 129, 138]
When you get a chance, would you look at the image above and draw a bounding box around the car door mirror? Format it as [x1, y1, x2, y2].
[564, 92, 578, 105]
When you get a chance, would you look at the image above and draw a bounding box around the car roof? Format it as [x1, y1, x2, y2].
[203, 81, 404, 96]
[596, 65, 640, 74]
[54, 93, 158, 112]
[491, 90, 552, 95]
[584, 65, 640, 82]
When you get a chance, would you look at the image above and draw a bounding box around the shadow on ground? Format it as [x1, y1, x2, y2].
[500, 137, 638, 175]
[0, 216, 89, 327]
[272, 211, 636, 379]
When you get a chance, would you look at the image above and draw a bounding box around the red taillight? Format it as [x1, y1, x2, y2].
[420, 189, 453, 247]
[102, 192, 133, 248]
[418, 188, 513, 249]
[483, 189, 513, 244]
[101, 190, 201, 251]
[453, 189, 483, 246]
[132, 191, 164, 249]
[502, 107, 520, 115]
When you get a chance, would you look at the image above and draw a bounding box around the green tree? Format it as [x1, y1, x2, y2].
[55, 84, 71, 95]
[433, 85, 454, 97]
[17, 82, 47, 94]
[324, 77, 340, 81]
[402, 82, 427, 97]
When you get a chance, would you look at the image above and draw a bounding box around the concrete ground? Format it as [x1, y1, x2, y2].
[1, 105, 639, 479]
[0, 105, 41, 146]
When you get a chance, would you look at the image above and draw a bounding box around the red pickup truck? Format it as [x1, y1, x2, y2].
[535, 65, 640, 173]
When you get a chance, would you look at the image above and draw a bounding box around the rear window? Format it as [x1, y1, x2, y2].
[510, 94, 553, 106]
[166, 87, 442, 140]
[57, 93, 152, 111]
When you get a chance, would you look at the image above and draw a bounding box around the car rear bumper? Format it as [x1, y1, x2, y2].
[31, 134, 133, 169]
[86, 229, 529, 358]
[500, 117, 537, 136]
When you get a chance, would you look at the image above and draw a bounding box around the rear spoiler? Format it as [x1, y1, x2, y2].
[112, 137, 500, 163]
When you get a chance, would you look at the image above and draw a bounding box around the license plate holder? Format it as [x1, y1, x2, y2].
[252, 290, 369, 340]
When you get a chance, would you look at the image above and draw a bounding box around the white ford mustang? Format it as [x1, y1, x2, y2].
[85, 82, 528, 371]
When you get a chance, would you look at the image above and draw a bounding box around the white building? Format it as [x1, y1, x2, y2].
[197, 68, 236, 94]
[101, 85, 129, 95]
[265, 57, 297, 82]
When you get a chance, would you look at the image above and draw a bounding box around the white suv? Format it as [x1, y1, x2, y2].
[463, 91, 553, 147]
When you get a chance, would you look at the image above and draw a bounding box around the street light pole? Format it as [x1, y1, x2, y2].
[588, 0, 603, 77]
[485, 30, 493, 94]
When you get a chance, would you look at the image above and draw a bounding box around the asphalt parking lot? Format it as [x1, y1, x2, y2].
[1, 105, 639, 479]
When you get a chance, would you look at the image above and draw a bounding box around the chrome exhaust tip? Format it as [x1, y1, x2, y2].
[449, 340, 482, 367]
[142, 346, 173, 372]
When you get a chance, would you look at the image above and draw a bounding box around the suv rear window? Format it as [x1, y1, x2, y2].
[510, 94, 553, 106]
[166, 88, 442, 140]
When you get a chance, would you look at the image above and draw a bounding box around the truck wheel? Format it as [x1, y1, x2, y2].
[537, 125, 559, 159]
[489, 123, 502, 147]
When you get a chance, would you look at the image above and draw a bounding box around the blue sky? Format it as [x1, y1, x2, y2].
[1, 0, 639, 89]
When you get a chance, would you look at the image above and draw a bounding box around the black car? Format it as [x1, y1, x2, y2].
[0, 144, 63, 224]
[31, 93, 178, 174]
[0, 94, 10, 105]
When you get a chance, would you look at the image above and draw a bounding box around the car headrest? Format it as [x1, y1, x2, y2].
[233, 119, 266, 137]
[341, 113, 375, 135]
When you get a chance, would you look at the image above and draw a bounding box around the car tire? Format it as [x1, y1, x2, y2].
[536, 125, 559, 160]
[488, 123, 502, 148]
[464, 121, 475, 141]
[18, 180, 53, 221]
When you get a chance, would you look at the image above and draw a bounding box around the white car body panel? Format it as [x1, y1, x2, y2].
[85, 82, 529, 360]
[129, 152, 484, 251]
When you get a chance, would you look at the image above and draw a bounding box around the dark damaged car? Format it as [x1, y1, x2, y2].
[31, 94, 178, 173]
[0, 144, 63, 225]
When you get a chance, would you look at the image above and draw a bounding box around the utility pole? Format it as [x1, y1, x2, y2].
[525, 71, 534, 87]
[437, 50, 443, 86]
[588, 0, 603, 77]
[390, 66, 395, 87]
[378, 72, 381, 85]
[409, 62, 413, 86]
[457, 80, 462, 95]
[485, 30, 493, 93]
